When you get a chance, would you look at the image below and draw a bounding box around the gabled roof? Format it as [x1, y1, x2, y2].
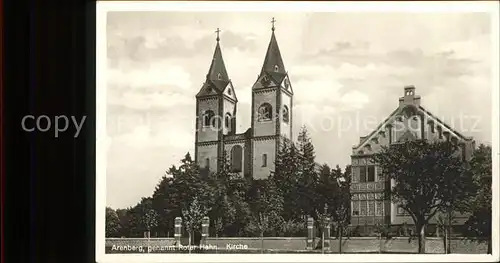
[207, 41, 229, 82]
[260, 31, 286, 76]
[353, 104, 472, 151]
[196, 34, 238, 100]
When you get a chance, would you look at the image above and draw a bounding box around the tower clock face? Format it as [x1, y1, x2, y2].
[261, 75, 270, 85]
[284, 78, 290, 89]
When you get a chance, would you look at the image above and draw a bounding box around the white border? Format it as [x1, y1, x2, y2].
[96, 1, 500, 262]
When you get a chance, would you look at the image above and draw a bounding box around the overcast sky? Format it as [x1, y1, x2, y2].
[105, 11, 493, 209]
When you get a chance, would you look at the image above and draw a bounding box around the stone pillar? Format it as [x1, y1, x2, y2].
[307, 217, 314, 250]
[174, 217, 182, 246]
[201, 216, 210, 245]
[323, 217, 330, 250]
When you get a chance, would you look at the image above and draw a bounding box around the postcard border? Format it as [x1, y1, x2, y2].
[96, 1, 500, 262]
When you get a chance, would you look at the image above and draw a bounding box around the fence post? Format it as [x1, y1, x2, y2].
[174, 217, 182, 247]
[323, 217, 330, 250]
[307, 217, 314, 250]
[201, 216, 210, 246]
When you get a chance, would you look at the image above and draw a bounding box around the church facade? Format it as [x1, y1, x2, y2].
[349, 86, 476, 231]
[194, 24, 293, 180]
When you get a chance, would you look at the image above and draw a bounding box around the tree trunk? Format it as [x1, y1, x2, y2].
[442, 227, 447, 254]
[487, 237, 492, 254]
[188, 231, 192, 254]
[446, 211, 452, 254]
[416, 223, 426, 254]
[260, 231, 264, 254]
[338, 226, 343, 254]
[379, 233, 383, 254]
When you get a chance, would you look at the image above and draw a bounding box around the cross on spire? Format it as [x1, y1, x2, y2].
[271, 17, 276, 31]
[215, 28, 221, 42]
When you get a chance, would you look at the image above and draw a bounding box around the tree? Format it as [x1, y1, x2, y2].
[274, 139, 301, 221]
[106, 207, 121, 237]
[182, 196, 210, 248]
[208, 151, 251, 236]
[316, 164, 351, 253]
[246, 175, 284, 245]
[141, 209, 159, 237]
[373, 140, 474, 253]
[464, 144, 492, 253]
[116, 208, 130, 237]
[151, 175, 177, 237]
[296, 126, 319, 219]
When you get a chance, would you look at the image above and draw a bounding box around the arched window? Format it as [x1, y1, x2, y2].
[225, 113, 231, 129]
[230, 145, 243, 172]
[282, 105, 289, 123]
[258, 103, 273, 122]
[217, 73, 222, 80]
[274, 65, 279, 72]
[203, 110, 215, 127]
[205, 158, 210, 169]
[262, 154, 267, 167]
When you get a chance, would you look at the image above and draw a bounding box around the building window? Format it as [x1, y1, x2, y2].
[262, 154, 267, 167]
[225, 113, 231, 129]
[352, 201, 360, 216]
[205, 158, 210, 169]
[274, 65, 279, 72]
[360, 165, 375, 182]
[282, 105, 289, 123]
[376, 201, 383, 216]
[217, 73, 222, 80]
[258, 103, 273, 122]
[367, 166, 375, 182]
[230, 145, 243, 172]
[437, 126, 443, 139]
[368, 201, 375, 216]
[360, 201, 367, 216]
[360, 166, 367, 182]
[228, 88, 232, 95]
[203, 110, 215, 127]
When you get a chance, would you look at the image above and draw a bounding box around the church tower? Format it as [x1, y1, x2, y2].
[195, 29, 238, 174]
[251, 18, 294, 179]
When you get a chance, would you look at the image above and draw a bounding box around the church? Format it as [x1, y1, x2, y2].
[349, 86, 476, 233]
[194, 20, 293, 180]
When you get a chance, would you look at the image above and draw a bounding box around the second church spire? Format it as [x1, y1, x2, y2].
[260, 17, 286, 76]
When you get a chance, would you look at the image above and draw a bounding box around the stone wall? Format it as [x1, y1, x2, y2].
[328, 237, 488, 254]
[105, 237, 488, 254]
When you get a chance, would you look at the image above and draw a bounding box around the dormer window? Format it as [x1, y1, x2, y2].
[217, 73, 222, 80]
[274, 65, 279, 72]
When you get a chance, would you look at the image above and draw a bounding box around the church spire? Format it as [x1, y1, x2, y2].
[206, 28, 229, 82]
[260, 17, 286, 76]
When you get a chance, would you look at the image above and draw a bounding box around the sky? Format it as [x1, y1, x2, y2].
[105, 11, 493, 209]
